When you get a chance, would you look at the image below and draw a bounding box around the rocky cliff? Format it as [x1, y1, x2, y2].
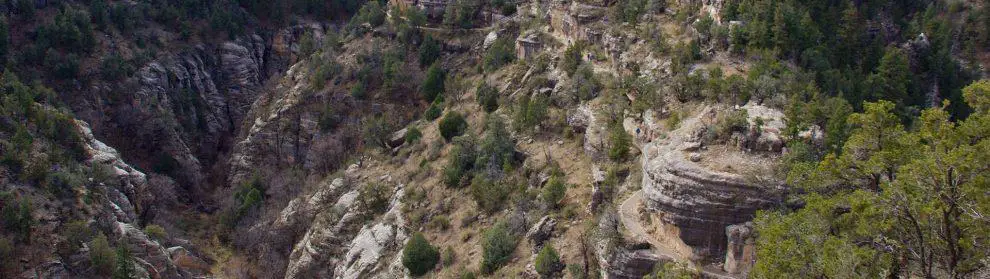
[216, 33, 425, 277]
[281, 169, 408, 279]
[13, 120, 209, 278]
[640, 106, 785, 257]
[71, 26, 321, 196]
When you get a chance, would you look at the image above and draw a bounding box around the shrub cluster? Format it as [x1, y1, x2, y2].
[442, 116, 519, 213]
[423, 100, 444, 121]
[358, 182, 392, 216]
[607, 123, 632, 162]
[476, 82, 499, 113]
[483, 37, 515, 72]
[480, 221, 517, 274]
[713, 109, 749, 142]
[1, 194, 34, 243]
[534, 244, 562, 277]
[561, 43, 584, 76]
[541, 174, 566, 209]
[90, 233, 115, 275]
[438, 112, 468, 141]
[402, 232, 439, 276]
[221, 175, 265, 228]
[418, 36, 441, 68]
[513, 93, 549, 133]
[0, 237, 13, 274]
[442, 135, 477, 187]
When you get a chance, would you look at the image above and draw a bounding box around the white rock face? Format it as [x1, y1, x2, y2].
[332, 186, 407, 279]
[483, 31, 499, 49]
[699, 0, 727, 23]
[740, 102, 785, 131]
[115, 222, 182, 278]
[572, 104, 608, 159]
[526, 216, 557, 253]
[76, 120, 145, 223]
[63, 120, 207, 278]
[283, 173, 408, 279]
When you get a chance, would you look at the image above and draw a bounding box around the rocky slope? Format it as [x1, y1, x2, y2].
[6, 118, 209, 278]
[213, 30, 428, 276]
[212, 1, 792, 277]
[12, 0, 978, 278]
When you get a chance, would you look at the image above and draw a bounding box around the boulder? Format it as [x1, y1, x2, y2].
[526, 216, 557, 253]
[567, 106, 592, 133]
[681, 141, 702, 152]
[741, 102, 787, 153]
[689, 152, 701, 162]
[797, 125, 825, 146]
[387, 128, 408, 148]
[516, 31, 544, 60]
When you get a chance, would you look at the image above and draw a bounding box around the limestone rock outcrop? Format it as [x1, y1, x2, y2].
[738, 102, 787, 153]
[593, 209, 670, 279]
[569, 104, 608, 159]
[282, 172, 408, 279]
[723, 222, 755, 275]
[114, 222, 183, 278]
[8, 120, 209, 278]
[609, 249, 665, 279]
[549, 1, 607, 45]
[526, 215, 557, 253]
[640, 106, 785, 257]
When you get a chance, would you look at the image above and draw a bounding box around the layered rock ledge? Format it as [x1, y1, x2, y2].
[640, 106, 785, 257]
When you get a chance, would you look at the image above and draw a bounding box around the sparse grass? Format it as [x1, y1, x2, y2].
[429, 215, 451, 231]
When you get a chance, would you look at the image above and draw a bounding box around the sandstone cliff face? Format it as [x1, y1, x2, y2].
[640, 106, 785, 257]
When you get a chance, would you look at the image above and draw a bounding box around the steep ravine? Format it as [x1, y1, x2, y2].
[70, 25, 326, 200]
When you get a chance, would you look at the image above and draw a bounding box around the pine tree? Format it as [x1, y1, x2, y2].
[868, 47, 911, 105]
[541, 175, 566, 209]
[418, 36, 441, 68]
[534, 244, 562, 277]
[112, 245, 136, 279]
[89, 233, 115, 275]
[421, 63, 446, 102]
[757, 80, 990, 278]
[0, 16, 8, 63]
[608, 123, 632, 162]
